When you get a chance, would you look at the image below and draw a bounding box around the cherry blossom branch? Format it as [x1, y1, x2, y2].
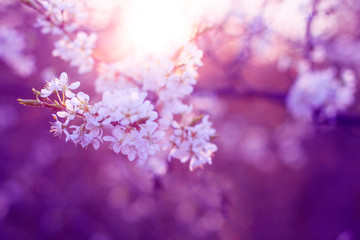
[18, 70, 218, 171]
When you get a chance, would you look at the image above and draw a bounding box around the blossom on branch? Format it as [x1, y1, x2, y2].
[169, 115, 217, 171]
[53, 32, 97, 73]
[19, 69, 217, 171]
[40, 72, 80, 98]
[286, 68, 357, 121]
[35, 0, 84, 34]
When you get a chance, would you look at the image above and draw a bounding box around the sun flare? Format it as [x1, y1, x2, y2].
[116, 0, 231, 56]
[122, 0, 192, 55]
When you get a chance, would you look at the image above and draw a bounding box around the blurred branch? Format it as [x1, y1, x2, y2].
[196, 85, 360, 129]
[215, 87, 286, 102]
[305, 0, 321, 59]
[316, 114, 360, 128]
[196, 86, 286, 104]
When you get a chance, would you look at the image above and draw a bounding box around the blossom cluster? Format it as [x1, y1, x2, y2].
[169, 116, 217, 171]
[286, 68, 357, 121]
[142, 44, 203, 120]
[33, 0, 95, 73]
[38, 72, 163, 158]
[95, 43, 204, 129]
[97, 89, 164, 162]
[20, 70, 217, 171]
[0, 26, 35, 77]
[53, 32, 97, 73]
[35, 0, 84, 35]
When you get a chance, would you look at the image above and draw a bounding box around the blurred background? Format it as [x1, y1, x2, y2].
[1, 0, 360, 239]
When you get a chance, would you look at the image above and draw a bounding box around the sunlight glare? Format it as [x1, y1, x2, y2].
[119, 0, 231, 56]
[123, 0, 191, 56]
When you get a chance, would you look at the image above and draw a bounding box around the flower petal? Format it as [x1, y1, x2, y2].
[59, 72, 68, 85]
[65, 90, 75, 98]
[103, 136, 115, 142]
[40, 89, 52, 97]
[77, 92, 89, 102]
[57, 111, 68, 118]
[71, 97, 81, 106]
[92, 139, 100, 150]
[69, 81, 80, 90]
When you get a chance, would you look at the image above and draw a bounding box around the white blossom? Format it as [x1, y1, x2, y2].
[35, 15, 63, 35]
[96, 88, 157, 126]
[71, 92, 90, 114]
[40, 72, 80, 98]
[35, 0, 85, 34]
[66, 124, 102, 150]
[50, 114, 68, 137]
[40, 78, 58, 98]
[104, 121, 164, 162]
[0, 27, 35, 77]
[178, 43, 203, 67]
[38, 0, 64, 14]
[95, 88, 166, 162]
[53, 32, 97, 74]
[136, 121, 165, 160]
[169, 115, 217, 171]
[56, 99, 76, 125]
[287, 68, 357, 121]
[138, 46, 202, 126]
[142, 59, 173, 92]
